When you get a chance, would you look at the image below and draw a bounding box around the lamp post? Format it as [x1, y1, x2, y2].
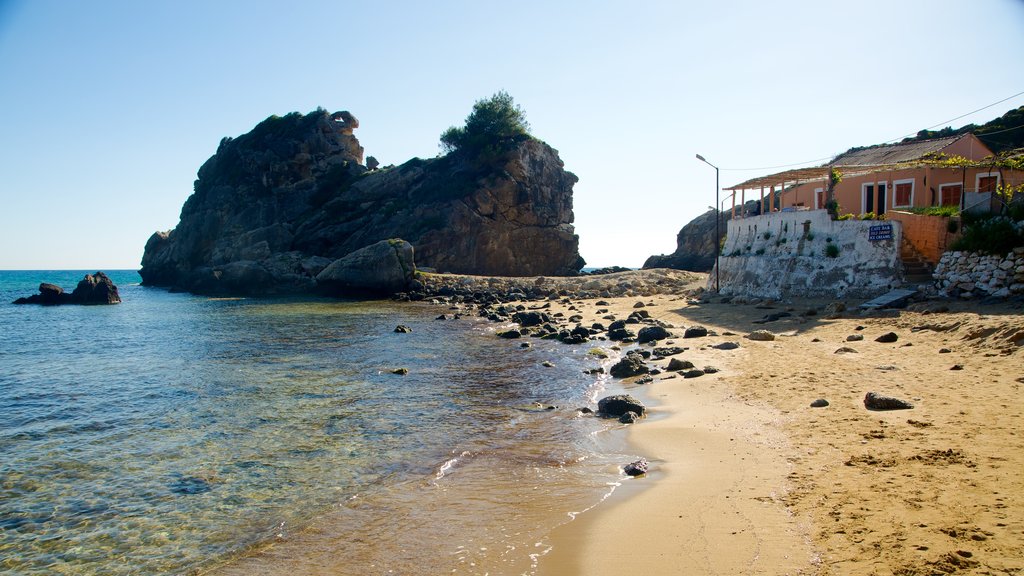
[695, 154, 720, 292]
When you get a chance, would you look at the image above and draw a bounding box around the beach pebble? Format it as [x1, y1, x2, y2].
[542, 361, 555, 368]
[623, 458, 649, 476]
[702, 366, 720, 374]
[950, 364, 964, 370]
[810, 399, 829, 408]
[682, 369, 706, 379]
[577, 407, 594, 415]
[746, 330, 776, 341]
[835, 346, 858, 354]
[597, 394, 646, 417]
[713, 341, 740, 350]
[846, 334, 864, 341]
[939, 348, 951, 353]
[635, 376, 653, 385]
[633, 301, 646, 308]
[875, 332, 899, 343]
[864, 391, 914, 410]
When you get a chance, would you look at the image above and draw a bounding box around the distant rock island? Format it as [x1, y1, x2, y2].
[644, 201, 761, 272]
[140, 99, 583, 296]
[13, 272, 121, 305]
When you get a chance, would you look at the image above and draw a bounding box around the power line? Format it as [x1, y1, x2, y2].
[718, 90, 1024, 172]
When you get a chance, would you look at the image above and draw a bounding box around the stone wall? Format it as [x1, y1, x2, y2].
[887, 211, 961, 265]
[932, 248, 1024, 298]
[711, 210, 903, 299]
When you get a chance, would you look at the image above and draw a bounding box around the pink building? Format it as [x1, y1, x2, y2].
[723, 134, 1022, 217]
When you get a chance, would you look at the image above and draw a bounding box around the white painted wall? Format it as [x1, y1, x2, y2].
[709, 209, 903, 299]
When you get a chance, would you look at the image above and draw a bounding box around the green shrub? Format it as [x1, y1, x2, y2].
[837, 213, 854, 221]
[859, 212, 884, 220]
[910, 205, 960, 217]
[824, 244, 840, 258]
[762, 231, 772, 240]
[806, 233, 815, 241]
[440, 91, 531, 161]
[755, 248, 765, 255]
[950, 214, 1024, 255]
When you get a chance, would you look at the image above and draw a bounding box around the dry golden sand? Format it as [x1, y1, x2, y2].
[534, 290, 1024, 576]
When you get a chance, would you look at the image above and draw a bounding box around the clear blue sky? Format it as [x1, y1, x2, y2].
[1, 0, 1023, 270]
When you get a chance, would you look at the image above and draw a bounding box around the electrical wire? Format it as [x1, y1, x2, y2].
[718, 90, 1024, 172]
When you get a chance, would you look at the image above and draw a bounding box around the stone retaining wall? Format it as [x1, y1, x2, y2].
[712, 210, 903, 299]
[886, 211, 960, 265]
[932, 248, 1024, 298]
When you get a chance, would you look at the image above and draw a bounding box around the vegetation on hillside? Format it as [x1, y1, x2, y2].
[841, 106, 1024, 156]
[440, 91, 532, 163]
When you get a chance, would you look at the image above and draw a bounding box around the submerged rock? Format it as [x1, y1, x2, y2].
[623, 458, 649, 476]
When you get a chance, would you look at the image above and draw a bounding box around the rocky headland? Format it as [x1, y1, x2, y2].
[140, 108, 583, 296]
[643, 200, 761, 271]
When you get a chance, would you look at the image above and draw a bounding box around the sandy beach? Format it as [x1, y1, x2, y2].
[531, 286, 1023, 575]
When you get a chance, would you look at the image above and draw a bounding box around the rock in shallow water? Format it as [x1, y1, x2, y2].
[597, 394, 646, 417]
[623, 458, 649, 476]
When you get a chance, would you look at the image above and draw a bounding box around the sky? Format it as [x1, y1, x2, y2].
[1, 0, 1023, 270]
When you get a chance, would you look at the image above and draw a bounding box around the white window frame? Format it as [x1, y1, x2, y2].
[938, 182, 963, 207]
[861, 181, 886, 214]
[813, 187, 824, 210]
[892, 178, 915, 209]
[975, 172, 1001, 193]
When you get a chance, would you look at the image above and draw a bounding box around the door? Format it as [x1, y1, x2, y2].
[863, 184, 875, 214]
[877, 182, 887, 215]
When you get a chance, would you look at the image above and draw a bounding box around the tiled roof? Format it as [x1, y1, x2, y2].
[829, 134, 965, 166]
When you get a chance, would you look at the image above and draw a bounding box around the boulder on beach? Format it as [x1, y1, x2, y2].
[316, 239, 415, 296]
[637, 325, 672, 344]
[597, 394, 646, 417]
[623, 458, 649, 476]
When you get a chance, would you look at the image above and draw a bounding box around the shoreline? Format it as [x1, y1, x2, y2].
[519, 289, 1023, 575]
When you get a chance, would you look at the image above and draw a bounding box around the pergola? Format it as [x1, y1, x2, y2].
[722, 164, 906, 218]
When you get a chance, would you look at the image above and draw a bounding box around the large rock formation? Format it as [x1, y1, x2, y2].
[140, 108, 583, 295]
[644, 200, 761, 272]
[14, 272, 121, 305]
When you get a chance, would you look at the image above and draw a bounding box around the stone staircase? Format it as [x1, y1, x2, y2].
[900, 238, 934, 284]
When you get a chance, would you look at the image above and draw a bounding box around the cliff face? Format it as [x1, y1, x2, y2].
[140, 109, 583, 295]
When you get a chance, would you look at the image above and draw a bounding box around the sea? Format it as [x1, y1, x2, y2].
[0, 270, 638, 575]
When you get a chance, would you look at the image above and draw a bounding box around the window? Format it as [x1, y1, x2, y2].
[976, 173, 1000, 193]
[893, 179, 914, 208]
[939, 183, 962, 207]
[814, 187, 825, 209]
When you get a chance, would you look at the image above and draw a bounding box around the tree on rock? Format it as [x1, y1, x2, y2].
[440, 91, 531, 162]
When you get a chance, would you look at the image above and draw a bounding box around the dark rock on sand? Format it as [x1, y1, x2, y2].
[682, 369, 706, 378]
[683, 326, 708, 339]
[597, 394, 646, 417]
[623, 458, 649, 476]
[875, 332, 899, 343]
[636, 325, 672, 344]
[513, 311, 548, 327]
[713, 341, 740, 350]
[652, 346, 686, 358]
[810, 399, 829, 408]
[864, 391, 914, 410]
[666, 358, 695, 371]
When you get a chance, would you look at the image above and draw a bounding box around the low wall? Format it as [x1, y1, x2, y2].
[932, 248, 1024, 298]
[887, 211, 960, 264]
[711, 210, 903, 299]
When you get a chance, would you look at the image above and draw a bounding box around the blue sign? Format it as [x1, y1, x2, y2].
[868, 223, 893, 241]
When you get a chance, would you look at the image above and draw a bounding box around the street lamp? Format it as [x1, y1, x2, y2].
[695, 154, 720, 293]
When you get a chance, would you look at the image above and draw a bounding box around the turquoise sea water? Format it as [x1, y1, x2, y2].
[0, 271, 633, 574]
